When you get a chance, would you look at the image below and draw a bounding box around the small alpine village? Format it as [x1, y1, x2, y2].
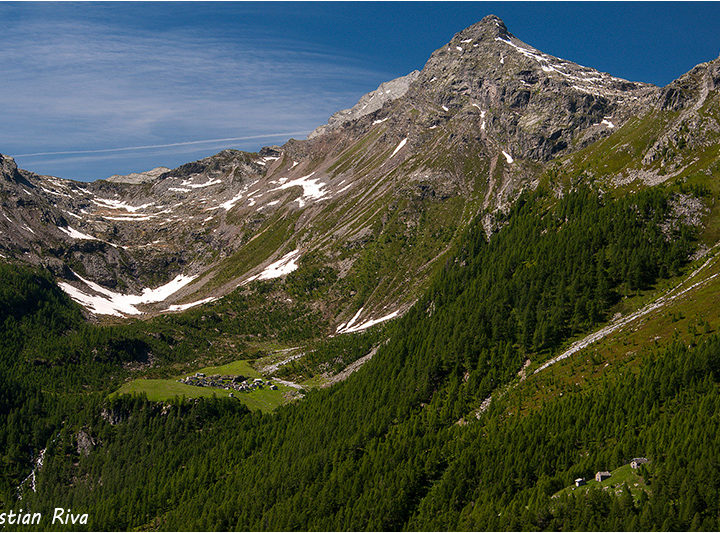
[178, 373, 278, 394]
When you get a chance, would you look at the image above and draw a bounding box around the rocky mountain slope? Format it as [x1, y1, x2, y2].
[308, 70, 421, 139]
[0, 15, 717, 331]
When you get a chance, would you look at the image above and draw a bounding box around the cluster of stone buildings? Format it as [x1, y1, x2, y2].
[179, 373, 278, 393]
[574, 457, 649, 487]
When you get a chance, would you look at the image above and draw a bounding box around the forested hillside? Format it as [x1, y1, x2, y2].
[4, 183, 718, 530]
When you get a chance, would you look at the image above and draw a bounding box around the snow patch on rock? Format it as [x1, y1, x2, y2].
[180, 177, 223, 189]
[390, 138, 408, 159]
[271, 172, 327, 202]
[58, 226, 99, 241]
[92, 198, 153, 212]
[337, 309, 400, 334]
[166, 296, 217, 312]
[243, 250, 301, 285]
[103, 214, 156, 222]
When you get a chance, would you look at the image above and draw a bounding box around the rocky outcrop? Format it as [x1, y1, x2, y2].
[0, 154, 29, 189]
[76, 429, 96, 456]
[0, 154, 20, 181]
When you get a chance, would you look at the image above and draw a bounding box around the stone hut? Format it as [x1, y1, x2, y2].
[595, 471, 611, 482]
[630, 457, 649, 469]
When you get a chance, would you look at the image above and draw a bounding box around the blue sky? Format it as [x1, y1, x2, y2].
[3, 2, 719, 181]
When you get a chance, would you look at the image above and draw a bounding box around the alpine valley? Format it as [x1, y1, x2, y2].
[2, 14, 720, 531]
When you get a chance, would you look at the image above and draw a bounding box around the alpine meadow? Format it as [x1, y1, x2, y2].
[2, 8, 720, 532]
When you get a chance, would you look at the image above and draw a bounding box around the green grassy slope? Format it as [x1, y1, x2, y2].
[113, 378, 291, 412]
[113, 359, 295, 412]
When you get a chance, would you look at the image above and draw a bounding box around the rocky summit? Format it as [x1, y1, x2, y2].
[0, 15, 716, 329]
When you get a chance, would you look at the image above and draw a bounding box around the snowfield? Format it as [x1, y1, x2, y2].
[218, 192, 246, 211]
[59, 272, 198, 316]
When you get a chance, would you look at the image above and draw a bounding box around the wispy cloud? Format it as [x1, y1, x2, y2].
[0, 9, 395, 179]
[15, 132, 311, 158]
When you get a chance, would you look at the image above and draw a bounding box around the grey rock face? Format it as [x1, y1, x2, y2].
[308, 70, 420, 139]
[76, 429, 95, 456]
[659, 56, 720, 111]
[639, 56, 720, 172]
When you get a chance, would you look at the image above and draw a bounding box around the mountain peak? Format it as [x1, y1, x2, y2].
[457, 14, 509, 41]
[478, 14, 508, 31]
